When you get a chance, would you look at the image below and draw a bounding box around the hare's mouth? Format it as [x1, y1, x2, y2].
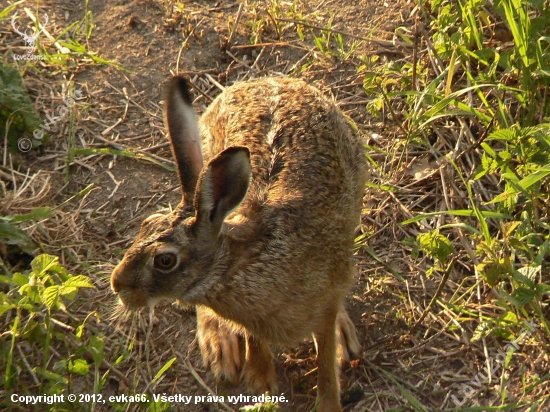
[117, 289, 149, 310]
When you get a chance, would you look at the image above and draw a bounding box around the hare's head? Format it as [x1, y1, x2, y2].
[111, 77, 252, 309]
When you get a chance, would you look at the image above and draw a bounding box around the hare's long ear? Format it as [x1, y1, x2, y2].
[194, 147, 251, 237]
[164, 76, 204, 209]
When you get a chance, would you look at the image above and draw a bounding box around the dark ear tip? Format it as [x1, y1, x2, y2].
[221, 146, 251, 159]
[167, 76, 193, 105]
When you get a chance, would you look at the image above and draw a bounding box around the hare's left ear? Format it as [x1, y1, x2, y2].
[164, 76, 204, 209]
[194, 147, 251, 237]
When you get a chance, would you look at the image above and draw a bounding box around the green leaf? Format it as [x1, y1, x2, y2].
[8, 207, 52, 223]
[534, 241, 549, 266]
[501, 311, 518, 324]
[489, 164, 550, 203]
[415, 84, 495, 126]
[473, 165, 488, 180]
[75, 324, 85, 339]
[11, 272, 29, 286]
[63, 275, 95, 289]
[0, 1, 26, 19]
[59, 286, 78, 298]
[31, 255, 60, 277]
[68, 359, 90, 376]
[89, 335, 104, 365]
[498, 150, 512, 161]
[19, 282, 42, 303]
[0, 62, 44, 151]
[43, 286, 60, 309]
[417, 229, 454, 263]
[152, 357, 177, 383]
[0, 303, 16, 316]
[511, 287, 536, 307]
[500, 278, 540, 308]
[33, 367, 68, 384]
[501, 221, 521, 239]
[481, 142, 496, 157]
[535, 283, 550, 296]
[472, 320, 493, 341]
[485, 262, 505, 287]
[0, 222, 35, 253]
[486, 128, 517, 142]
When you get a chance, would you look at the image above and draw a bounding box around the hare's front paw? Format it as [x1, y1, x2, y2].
[336, 310, 361, 365]
[196, 307, 242, 383]
[242, 361, 279, 395]
[242, 335, 279, 395]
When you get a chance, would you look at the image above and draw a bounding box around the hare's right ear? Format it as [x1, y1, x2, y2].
[164, 76, 204, 209]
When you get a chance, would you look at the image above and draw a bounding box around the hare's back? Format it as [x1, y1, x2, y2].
[199, 77, 365, 222]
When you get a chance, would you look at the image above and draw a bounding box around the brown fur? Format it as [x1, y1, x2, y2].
[111, 76, 366, 412]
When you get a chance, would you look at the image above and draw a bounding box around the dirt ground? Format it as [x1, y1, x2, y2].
[2, 0, 549, 411]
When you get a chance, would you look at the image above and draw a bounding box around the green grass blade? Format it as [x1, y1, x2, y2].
[152, 357, 177, 383]
[488, 164, 550, 204]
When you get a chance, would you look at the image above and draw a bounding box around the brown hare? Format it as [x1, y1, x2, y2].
[111, 76, 366, 412]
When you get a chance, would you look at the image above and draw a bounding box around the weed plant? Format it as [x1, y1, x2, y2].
[362, 0, 549, 394]
[0, 255, 95, 405]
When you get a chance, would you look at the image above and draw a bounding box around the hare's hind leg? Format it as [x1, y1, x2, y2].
[241, 333, 279, 394]
[196, 306, 242, 384]
[313, 305, 342, 412]
[336, 308, 361, 365]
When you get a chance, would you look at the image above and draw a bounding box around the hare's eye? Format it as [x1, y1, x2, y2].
[154, 253, 178, 270]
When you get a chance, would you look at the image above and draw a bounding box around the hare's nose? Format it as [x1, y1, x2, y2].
[110, 264, 134, 293]
[111, 276, 120, 293]
[110, 269, 122, 293]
